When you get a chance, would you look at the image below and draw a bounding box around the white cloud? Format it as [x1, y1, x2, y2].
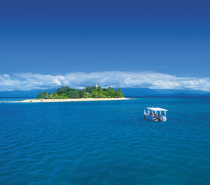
[0, 71, 210, 92]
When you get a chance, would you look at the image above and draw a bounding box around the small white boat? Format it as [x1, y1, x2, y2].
[144, 107, 168, 122]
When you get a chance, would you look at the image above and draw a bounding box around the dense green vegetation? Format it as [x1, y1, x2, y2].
[37, 86, 124, 99]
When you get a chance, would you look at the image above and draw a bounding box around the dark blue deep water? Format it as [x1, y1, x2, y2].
[1, 97, 210, 185]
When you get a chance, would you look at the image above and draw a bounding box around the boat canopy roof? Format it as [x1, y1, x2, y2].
[147, 107, 168, 112]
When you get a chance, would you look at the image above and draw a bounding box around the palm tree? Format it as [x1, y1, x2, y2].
[48, 92, 53, 98]
[98, 86, 102, 92]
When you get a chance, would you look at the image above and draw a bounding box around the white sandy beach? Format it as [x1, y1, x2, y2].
[20, 98, 130, 103]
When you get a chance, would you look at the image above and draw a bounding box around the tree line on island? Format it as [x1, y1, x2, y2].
[37, 86, 124, 99]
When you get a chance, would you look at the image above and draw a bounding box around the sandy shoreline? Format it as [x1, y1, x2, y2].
[19, 98, 130, 103]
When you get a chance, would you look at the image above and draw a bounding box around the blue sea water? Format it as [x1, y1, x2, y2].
[0, 97, 210, 185]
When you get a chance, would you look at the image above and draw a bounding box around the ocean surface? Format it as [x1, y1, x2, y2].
[0, 97, 210, 185]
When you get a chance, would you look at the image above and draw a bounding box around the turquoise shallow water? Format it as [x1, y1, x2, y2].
[0, 97, 210, 185]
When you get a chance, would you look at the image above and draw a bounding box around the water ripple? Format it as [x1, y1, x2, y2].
[0, 98, 210, 184]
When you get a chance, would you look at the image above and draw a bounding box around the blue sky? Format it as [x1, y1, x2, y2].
[0, 0, 210, 91]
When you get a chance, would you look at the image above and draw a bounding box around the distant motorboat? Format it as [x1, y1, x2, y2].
[144, 107, 168, 122]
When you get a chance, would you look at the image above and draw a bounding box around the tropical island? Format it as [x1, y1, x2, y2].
[38, 85, 124, 99]
[20, 85, 129, 103]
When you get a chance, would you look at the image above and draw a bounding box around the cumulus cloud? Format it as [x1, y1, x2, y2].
[0, 71, 210, 92]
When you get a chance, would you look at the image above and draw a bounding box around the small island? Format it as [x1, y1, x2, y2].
[38, 85, 124, 99]
[20, 85, 129, 103]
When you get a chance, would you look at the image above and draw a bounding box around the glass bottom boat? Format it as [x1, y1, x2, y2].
[144, 107, 168, 122]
